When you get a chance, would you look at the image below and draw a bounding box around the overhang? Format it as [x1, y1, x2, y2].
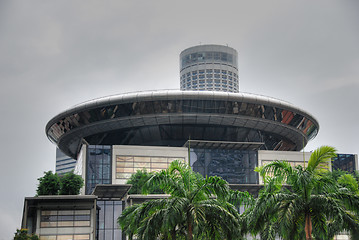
[184, 140, 265, 151]
[92, 184, 132, 199]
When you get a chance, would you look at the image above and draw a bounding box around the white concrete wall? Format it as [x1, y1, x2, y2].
[112, 145, 188, 184]
[257, 150, 313, 184]
[74, 144, 87, 195]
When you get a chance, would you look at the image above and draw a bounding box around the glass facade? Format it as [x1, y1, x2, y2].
[179, 45, 239, 92]
[40, 210, 91, 228]
[191, 148, 258, 184]
[39, 210, 91, 240]
[39, 235, 90, 240]
[180, 67, 239, 92]
[116, 156, 185, 181]
[97, 200, 123, 240]
[180, 51, 238, 69]
[56, 148, 77, 175]
[48, 99, 318, 154]
[332, 154, 357, 172]
[86, 145, 112, 195]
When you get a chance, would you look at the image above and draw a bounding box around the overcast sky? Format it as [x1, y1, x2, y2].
[0, 0, 358, 238]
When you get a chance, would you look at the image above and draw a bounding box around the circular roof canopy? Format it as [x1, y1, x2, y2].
[46, 90, 319, 159]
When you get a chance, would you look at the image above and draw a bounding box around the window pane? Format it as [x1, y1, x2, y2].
[40, 222, 57, 227]
[134, 157, 150, 162]
[42, 210, 57, 216]
[57, 235, 73, 240]
[74, 235, 90, 240]
[134, 162, 150, 168]
[75, 210, 90, 215]
[57, 221, 73, 227]
[40, 236, 56, 240]
[116, 173, 132, 179]
[117, 156, 132, 162]
[58, 210, 73, 215]
[151, 157, 167, 163]
[116, 161, 133, 168]
[74, 221, 90, 227]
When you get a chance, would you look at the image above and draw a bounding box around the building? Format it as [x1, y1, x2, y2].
[180, 45, 239, 92]
[21, 44, 357, 240]
[56, 148, 77, 175]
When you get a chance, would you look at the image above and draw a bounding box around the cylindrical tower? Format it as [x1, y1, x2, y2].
[180, 44, 239, 92]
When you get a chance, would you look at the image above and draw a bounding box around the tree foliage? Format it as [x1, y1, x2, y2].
[126, 169, 163, 194]
[36, 171, 60, 195]
[14, 229, 39, 240]
[246, 146, 359, 240]
[119, 160, 252, 240]
[59, 171, 84, 195]
[36, 171, 83, 196]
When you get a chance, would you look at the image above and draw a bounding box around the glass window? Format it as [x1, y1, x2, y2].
[206, 74, 213, 78]
[57, 236, 73, 240]
[199, 74, 205, 79]
[86, 146, 112, 194]
[39, 236, 57, 240]
[192, 71, 197, 75]
[214, 69, 220, 73]
[134, 162, 150, 168]
[40, 210, 91, 229]
[199, 70, 205, 74]
[222, 70, 227, 74]
[74, 235, 90, 240]
[221, 53, 228, 62]
[214, 52, 220, 60]
[191, 149, 258, 184]
[151, 157, 168, 163]
[206, 69, 212, 73]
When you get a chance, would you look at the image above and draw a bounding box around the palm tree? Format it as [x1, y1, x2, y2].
[118, 160, 250, 240]
[247, 146, 359, 240]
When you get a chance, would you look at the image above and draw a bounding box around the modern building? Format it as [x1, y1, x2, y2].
[21, 44, 357, 240]
[56, 148, 77, 175]
[180, 45, 239, 92]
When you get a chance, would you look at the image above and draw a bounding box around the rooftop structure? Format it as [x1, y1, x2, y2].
[180, 44, 239, 92]
[46, 90, 319, 160]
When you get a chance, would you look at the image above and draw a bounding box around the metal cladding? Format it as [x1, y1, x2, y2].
[46, 90, 319, 159]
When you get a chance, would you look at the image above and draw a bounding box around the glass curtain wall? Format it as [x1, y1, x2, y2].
[190, 148, 258, 184]
[97, 200, 123, 240]
[86, 145, 112, 194]
[333, 154, 357, 172]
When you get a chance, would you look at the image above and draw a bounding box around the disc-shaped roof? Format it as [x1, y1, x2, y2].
[46, 90, 319, 159]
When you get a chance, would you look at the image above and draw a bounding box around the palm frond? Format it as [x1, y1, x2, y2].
[307, 145, 336, 172]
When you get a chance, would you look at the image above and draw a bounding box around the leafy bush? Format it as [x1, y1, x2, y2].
[14, 229, 39, 240]
[36, 171, 83, 196]
[126, 169, 163, 194]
